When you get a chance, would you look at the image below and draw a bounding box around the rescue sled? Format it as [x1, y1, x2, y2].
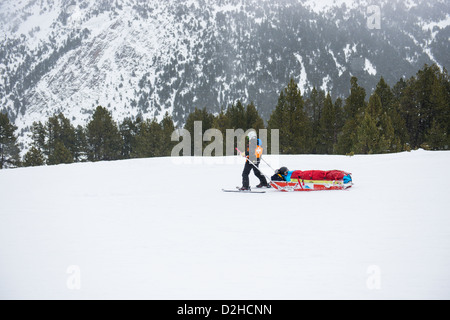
[270, 170, 353, 192]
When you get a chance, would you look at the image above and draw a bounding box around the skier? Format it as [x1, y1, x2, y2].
[239, 131, 269, 191]
[271, 167, 290, 181]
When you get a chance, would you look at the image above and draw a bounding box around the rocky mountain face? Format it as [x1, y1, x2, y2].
[0, 0, 449, 138]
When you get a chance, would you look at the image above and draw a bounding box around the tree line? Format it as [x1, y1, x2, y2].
[0, 106, 177, 169]
[182, 64, 449, 155]
[0, 64, 448, 169]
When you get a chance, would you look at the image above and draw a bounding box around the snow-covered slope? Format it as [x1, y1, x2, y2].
[0, 150, 449, 299]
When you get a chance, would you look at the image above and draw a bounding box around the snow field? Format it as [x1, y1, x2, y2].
[0, 149, 449, 299]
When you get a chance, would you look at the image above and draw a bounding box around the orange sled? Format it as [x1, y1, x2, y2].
[270, 170, 353, 192]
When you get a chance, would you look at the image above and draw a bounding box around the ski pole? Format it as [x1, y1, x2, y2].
[260, 156, 276, 173]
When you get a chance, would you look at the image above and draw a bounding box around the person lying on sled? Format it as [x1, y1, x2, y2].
[271, 168, 352, 184]
[271, 167, 292, 181]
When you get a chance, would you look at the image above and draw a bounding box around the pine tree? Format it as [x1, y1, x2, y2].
[374, 77, 395, 113]
[0, 113, 21, 169]
[305, 87, 325, 123]
[425, 120, 448, 150]
[336, 77, 366, 154]
[120, 117, 141, 159]
[392, 77, 407, 101]
[429, 67, 450, 150]
[212, 109, 231, 155]
[305, 87, 325, 153]
[398, 76, 418, 147]
[354, 93, 394, 154]
[30, 121, 45, 146]
[318, 93, 335, 154]
[267, 91, 285, 133]
[399, 64, 447, 148]
[226, 101, 246, 130]
[184, 107, 214, 153]
[45, 113, 76, 165]
[86, 106, 122, 162]
[245, 102, 265, 131]
[336, 118, 358, 155]
[267, 90, 284, 154]
[388, 103, 409, 152]
[23, 146, 45, 167]
[382, 112, 399, 153]
[442, 68, 450, 149]
[160, 112, 176, 157]
[133, 118, 163, 158]
[334, 98, 345, 147]
[74, 125, 87, 162]
[354, 112, 382, 154]
[48, 141, 73, 165]
[29, 121, 47, 163]
[212, 109, 231, 134]
[185, 108, 214, 134]
[345, 76, 367, 119]
[268, 79, 311, 154]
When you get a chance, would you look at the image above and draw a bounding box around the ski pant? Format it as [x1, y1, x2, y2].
[242, 160, 267, 188]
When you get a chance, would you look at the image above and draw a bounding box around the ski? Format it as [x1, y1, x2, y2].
[222, 188, 266, 194]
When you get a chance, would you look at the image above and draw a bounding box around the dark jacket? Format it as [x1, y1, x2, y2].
[245, 140, 263, 163]
[271, 173, 287, 181]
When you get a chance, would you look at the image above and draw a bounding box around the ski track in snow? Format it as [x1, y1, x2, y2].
[0, 150, 449, 299]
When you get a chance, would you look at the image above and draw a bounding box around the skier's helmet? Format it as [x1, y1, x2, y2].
[247, 131, 257, 141]
[279, 167, 289, 175]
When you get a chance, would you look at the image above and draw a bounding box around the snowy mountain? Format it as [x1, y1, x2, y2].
[1, 150, 449, 299]
[1, 0, 449, 136]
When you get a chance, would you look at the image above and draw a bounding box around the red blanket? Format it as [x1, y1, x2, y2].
[291, 170, 350, 181]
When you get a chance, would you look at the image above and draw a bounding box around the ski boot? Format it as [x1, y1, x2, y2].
[256, 183, 271, 189]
